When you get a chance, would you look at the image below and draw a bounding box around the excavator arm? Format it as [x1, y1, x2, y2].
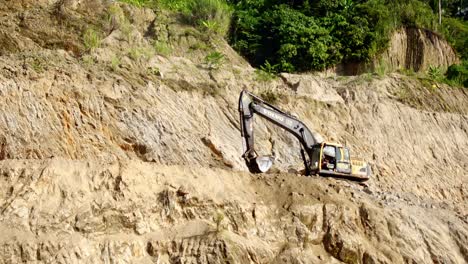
[239, 90, 320, 174]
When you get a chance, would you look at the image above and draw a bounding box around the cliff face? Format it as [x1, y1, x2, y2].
[383, 27, 459, 72]
[0, 1, 467, 263]
[337, 27, 460, 75]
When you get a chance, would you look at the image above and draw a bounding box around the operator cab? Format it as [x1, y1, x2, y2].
[310, 142, 352, 175]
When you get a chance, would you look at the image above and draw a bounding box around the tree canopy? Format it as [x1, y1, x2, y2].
[228, 0, 468, 72]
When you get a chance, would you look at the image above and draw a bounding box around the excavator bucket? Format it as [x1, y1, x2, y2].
[247, 156, 274, 173]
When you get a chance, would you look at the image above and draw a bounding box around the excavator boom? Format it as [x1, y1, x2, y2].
[238, 90, 370, 181]
[239, 90, 319, 174]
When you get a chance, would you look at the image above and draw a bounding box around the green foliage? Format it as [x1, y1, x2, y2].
[107, 4, 126, 26]
[200, 20, 222, 36]
[118, 0, 231, 36]
[427, 65, 444, 81]
[81, 55, 95, 66]
[204, 51, 225, 70]
[118, 0, 149, 7]
[440, 18, 468, 60]
[374, 59, 388, 77]
[230, 1, 377, 71]
[83, 28, 102, 51]
[255, 61, 277, 82]
[185, 0, 232, 36]
[398, 67, 417, 77]
[107, 4, 133, 41]
[232, 4, 336, 72]
[189, 42, 210, 51]
[158, 0, 191, 12]
[110, 56, 121, 71]
[117, 0, 162, 9]
[153, 41, 172, 56]
[117, 0, 466, 74]
[446, 61, 468, 87]
[29, 57, 46, 73]
[128, 46, 154, 61]
[213, 211, 225, 232]
[394, 0, 437, 29]
[230, 0, 467, 73]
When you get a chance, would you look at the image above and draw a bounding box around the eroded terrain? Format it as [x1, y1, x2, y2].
[0, 1, 467, 263]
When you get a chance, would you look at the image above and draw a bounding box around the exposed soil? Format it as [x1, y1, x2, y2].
[0, 1, 466, 263]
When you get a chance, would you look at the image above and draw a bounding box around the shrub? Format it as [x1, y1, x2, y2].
[396, 0, 437, 29]
[153, 41, 172, 56]
[203, 51, 225, 70]
[398, 67, 417, 77]
[29, 57, 46, 73]
[446, 61, 468, 87]
[118, 0, 188, 11]
[107, 4, 126, 27]
[110, 56, 121, 71]
[189, 42, 210, 51]
[200, 20, 221, 36]
[128, 47, 154, 61]
[255, 61, 277, 82]
[107, 4, 134, 42]
[118, 0, 149, 8]
[374, 59, 388, 77]
[230, 2, 376, 72]
[118, 0, 162, 9]
[157, 0, 190, 12]
[186, 0, 232, 36]
[427, 65, 444, 81]
[118, 0, 232, 36]
[270, 6, 334, 71]
[83, 28, 102, 51]
[81, 55, 95, 66]
[441, 18, 468, 60]
[213, 211, 225, 233]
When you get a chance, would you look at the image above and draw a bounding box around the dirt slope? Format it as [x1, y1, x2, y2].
[0, 1, 467, 263]
[0, 159, 467, 263]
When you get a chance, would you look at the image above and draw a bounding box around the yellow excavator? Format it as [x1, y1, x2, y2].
[238, 90, 371, 182]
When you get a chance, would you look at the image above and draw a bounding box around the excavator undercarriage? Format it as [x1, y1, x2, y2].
[238, 90, 371, 182]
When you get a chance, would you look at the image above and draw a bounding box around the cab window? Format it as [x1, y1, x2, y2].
[335, 147, 342, 161]
[343, 147, 350, 161]
[311, 146, 321, 169]
[323, 145, 336, 158]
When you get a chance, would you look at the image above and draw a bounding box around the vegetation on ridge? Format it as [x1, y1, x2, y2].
[229, 0, 468, 73]
[117, 0, 467, 86]
[119, 0, 232, 36]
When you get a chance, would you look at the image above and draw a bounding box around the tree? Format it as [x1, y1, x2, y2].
[439, 0, 442, 24]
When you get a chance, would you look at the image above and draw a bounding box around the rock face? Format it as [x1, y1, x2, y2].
[0, 1, 467, 263]
[382, 27, 459, 72]
[337, 27, 460, 75]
